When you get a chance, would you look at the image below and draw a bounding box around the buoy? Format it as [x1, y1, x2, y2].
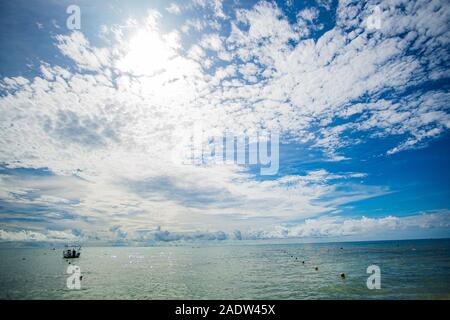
[302, 261, 305, 264]
[315, 267, 319, 271]
[340, 273, 345, 279]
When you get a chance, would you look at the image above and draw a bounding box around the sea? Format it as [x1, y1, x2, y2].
[0, 239, 449, 299]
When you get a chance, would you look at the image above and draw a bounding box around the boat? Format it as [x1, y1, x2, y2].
[63, 245, 81, 258]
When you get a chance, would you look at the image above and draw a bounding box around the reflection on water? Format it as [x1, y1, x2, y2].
[0, 239, 449, 299]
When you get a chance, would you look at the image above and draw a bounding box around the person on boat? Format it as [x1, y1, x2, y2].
[72, 249, 76, 258]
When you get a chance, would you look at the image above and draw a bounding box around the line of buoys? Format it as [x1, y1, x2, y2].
[282, 250, 345, 280]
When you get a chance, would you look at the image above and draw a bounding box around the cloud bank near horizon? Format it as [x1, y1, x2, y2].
[1, 210, 449, 244]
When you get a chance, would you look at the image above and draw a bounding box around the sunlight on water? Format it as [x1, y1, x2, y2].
[0, 239, 449, 299]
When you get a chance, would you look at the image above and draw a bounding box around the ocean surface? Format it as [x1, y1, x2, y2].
[0, 239, 449, 299]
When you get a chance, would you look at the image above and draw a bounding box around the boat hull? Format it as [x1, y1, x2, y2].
[63, 250, 81, 259]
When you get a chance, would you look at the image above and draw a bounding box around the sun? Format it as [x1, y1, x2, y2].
[117, 28, 177, 76]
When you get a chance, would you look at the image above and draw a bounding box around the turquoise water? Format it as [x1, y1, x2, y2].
[0, 239, 449, 299]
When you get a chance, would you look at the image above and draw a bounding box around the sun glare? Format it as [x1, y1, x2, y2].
[117, 28, 175, 76]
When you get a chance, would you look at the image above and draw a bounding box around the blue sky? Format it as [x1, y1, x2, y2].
[0, 0, 449, 244]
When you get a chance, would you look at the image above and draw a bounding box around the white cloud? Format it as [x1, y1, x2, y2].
[2, 211, 447, 243]
[191, 0, 226, 19]
[244, 210, 450, 240]
[166, 3, 182, 15]
[181, 18, 207, 34]
[0, 229, 78, 242]
[297, 7, 319, 22]
[0, 1, 449, 241]
[56, 31, 111, 71]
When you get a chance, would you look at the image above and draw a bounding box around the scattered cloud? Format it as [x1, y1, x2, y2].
[2, 210, 448, 243]
[247, 211, 450, 239]
[0, 0, 449, 242]
[166, 3, 182, 15]
[0, 228, 78, 242]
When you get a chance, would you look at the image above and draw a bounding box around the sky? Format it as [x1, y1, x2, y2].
[0, 0, 449, 245]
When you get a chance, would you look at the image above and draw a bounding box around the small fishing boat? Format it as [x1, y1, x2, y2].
[63, 245, 81, 259]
